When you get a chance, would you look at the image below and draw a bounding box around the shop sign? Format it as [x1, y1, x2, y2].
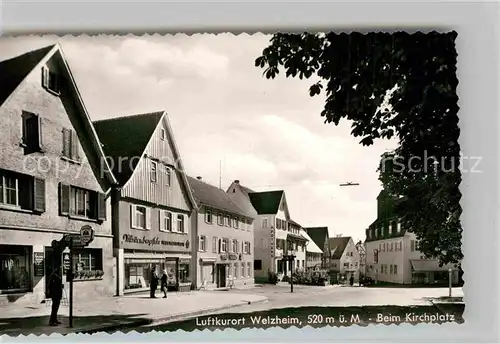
[122, 234, 188, 248]
[34, 252, 44, 277]
[228, 253, 238, 260]
[80, 225, 94, 246]
[179, 259, 191, 265]
[63, 253, 71, 274]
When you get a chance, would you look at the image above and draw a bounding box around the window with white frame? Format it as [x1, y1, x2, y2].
[198, 236, 206, 251]
[150, 161, 157, 183]
[205, 208, 212, 224]
[71, 248, 103, 272]
[0, 174, 19, 207]
[160, 128, 166, 140]
[42, 66, 60, 95]
[70, 187, 91, 218]
[212, 237, 218, 253]
[244, 242, 251, 254]
[240, 218, 245, 230]
[131, 205, 148, 230]
[217, 212, 224, 226]
[247, 262, 251, 277]
[232, 239, 238, 253]
[160, 211, 172, 232]
[232, 217, 238, 229]
[224, 215, 230, 227]
[221, 238, 228, 253]
[177, 214, 185, 233]
[241, 263, 245, 278]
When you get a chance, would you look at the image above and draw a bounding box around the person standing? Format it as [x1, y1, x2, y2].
[150, 266, 159, 298]
[48, 267, 63, 326]
[349, 274, 354, 287]
[161, 269, 168, 298]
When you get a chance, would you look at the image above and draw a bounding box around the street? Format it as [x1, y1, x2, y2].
[139, 284, 464, 330]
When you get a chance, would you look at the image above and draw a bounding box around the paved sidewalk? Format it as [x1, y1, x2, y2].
[0, 290, 268, 336]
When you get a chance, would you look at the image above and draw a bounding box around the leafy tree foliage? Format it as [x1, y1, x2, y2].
[256, 32, 461, 266]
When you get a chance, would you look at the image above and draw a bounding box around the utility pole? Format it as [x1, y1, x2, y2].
[219, 160, 222, 189]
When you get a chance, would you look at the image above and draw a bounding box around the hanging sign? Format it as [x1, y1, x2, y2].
[34, 252, 44, 277]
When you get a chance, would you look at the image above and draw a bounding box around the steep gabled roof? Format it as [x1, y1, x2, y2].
[0, 45, 56, 107]
[329, 236, 351, 260]
[248, 190, 284, 215]
[93, 112, 163, 185]
[300, 229, 323, 254]
[93, 111, 197, 209]
[304, 227, 329, 252]
[188, 176, 253, 218]
[0, 44, 117, 190]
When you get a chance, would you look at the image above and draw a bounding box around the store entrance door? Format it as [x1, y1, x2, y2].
[216, 264, 226, 288]
[44, 247, 62, 297]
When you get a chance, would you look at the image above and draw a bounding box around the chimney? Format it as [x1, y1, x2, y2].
[196, 176, 202, 180]
[234, 180, 240, 184]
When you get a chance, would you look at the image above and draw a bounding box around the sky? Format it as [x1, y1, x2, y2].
[0, 34, 397, 243]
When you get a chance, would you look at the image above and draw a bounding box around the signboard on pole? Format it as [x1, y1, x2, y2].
[63, 253, 71, 274]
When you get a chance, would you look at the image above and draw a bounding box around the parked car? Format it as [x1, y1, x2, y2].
[359, 276, 374, 286]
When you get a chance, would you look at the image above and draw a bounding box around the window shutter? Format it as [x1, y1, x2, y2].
[62, 128, 71, 157]
[33, 178, 46, 212]
[130, 205, 136, 228]
[37, 115, 43, 149]
[97, 193, 106, 221]
[71, 130, 80, 160]
[145, 207, 152, 230]
[159, 211, 165, 231]
[42, 66, 49, 88]
[59, 183, 70, 215]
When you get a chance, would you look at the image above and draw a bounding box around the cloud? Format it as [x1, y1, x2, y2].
[0, 34, 399, 242]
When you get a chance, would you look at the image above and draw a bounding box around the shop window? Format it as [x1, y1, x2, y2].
[0, 245, 32, 293]
[178, 263, 190, 283]
[125, 260, 164, 290]
[72, 248, 103, 272]
[254, 260, 262, 270]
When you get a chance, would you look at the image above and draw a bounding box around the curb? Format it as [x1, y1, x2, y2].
[80, 297, 269, 334]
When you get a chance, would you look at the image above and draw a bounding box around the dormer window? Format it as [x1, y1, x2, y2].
[42, 66, 60, 95]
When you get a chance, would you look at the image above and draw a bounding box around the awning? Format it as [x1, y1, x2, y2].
[410, 260, 458, 272]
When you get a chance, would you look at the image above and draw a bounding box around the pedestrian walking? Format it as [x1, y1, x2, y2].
[48, 267, 63, 326]
[161, 269, 168, 298]
[349, 274, 354, 287]
[150, 266, 159, 298]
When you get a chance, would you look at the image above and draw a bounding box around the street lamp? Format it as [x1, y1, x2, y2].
[283, 250, 296, 293]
